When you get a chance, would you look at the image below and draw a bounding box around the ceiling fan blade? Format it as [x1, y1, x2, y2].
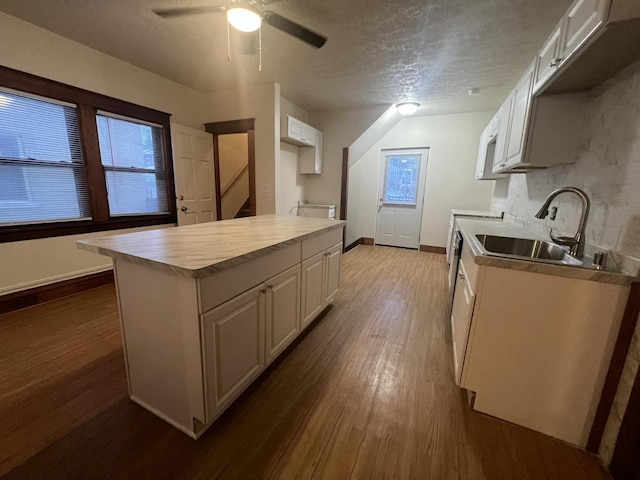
[262, 11, 327, 48]
[153, 6, 225, 18]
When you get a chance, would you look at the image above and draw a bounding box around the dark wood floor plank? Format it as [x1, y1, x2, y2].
[0, 246, 610, 479]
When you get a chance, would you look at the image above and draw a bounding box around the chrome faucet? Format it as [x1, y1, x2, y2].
[534, 187, 590, 258]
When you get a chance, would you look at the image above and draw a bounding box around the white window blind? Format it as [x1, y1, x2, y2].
[0, 89, 91, 226]
[97, 113, 169, 216]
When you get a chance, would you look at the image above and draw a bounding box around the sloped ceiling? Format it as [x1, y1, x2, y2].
[0, 0, 571, 114]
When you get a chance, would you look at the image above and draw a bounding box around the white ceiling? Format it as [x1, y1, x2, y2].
[0, 0, 572, 115]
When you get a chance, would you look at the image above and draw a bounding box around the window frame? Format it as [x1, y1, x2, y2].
[0, 66, 177, 243]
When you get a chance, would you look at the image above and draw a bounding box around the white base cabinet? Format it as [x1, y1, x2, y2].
[451, 241, 629, 447]
[112, 227, 344, 439]
[301, 242, 342, 328]
[203, 284, 265, 418]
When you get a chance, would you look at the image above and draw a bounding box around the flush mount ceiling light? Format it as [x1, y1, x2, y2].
[396, 102, 420, 116]
[226, 6, 262, 32]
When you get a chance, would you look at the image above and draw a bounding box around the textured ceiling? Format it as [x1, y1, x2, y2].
[0, 0, 572, 114]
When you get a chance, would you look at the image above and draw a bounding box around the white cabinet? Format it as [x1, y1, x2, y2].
[533, 21, 565, 93]
[281, 115, 316, 147]
[475, 111, 505, 180]
[500, 64, 535, 171]
[299, 130, 323, 174]
[562, 0, 608, 60]
[492, 93, 515, 173]
[325, 243, 342, 303]
[202, 284, 265, 418]
[450, 259, 475, 385]
[301, 242, 342, 328]
[265, 264, 301, 364]
[452, 241, 629, 447]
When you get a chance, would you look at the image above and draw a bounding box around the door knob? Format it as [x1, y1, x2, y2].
[180, 206, 188, 213]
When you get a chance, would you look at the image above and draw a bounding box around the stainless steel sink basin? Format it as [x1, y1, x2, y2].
[473, 234, 583, 267]
[476, 234, 568, 261]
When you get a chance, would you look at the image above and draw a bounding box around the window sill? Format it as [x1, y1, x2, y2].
[0, 214, 177, 243]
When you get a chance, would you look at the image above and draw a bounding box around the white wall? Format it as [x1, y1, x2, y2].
[203, 83, 279, 215]
[277, 97, 309, 215]
[0, 13, 205, 129]
[346, 112, 496, 247]
[305, 105, 391, 213]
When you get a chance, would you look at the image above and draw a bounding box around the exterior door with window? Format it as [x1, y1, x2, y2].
[171, 124, 216, 226]
[375, 148, 428, 249]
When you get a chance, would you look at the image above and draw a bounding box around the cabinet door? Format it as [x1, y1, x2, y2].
[504, 64, 535, 168]
[303, 124, 316, 147]
[301, 251, 326, 328]
[202, 284, 265, 417]
[287, 116, 305, 143]
[450, 262, 475, 385]
[561, 0, 608, 60]
[492, 92, 515, 173]
[533, 21, 564, 93]
[324, 243, 342, 304]
[265, 265, 301, 364]
[475, 128, 489, 179]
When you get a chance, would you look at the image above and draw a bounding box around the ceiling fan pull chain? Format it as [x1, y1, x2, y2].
[258, 25, 263, 72]
[227, 19, 231, 62]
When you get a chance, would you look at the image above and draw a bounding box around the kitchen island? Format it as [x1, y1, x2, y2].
[77, 215, 345, 438]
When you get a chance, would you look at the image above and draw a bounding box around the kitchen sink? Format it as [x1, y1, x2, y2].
[474, 234, 583, 266]
[476, 235, 568, 260]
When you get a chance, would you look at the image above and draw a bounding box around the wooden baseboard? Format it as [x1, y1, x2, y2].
[0, 270, 115, 316]
[344, 237, 374, 252]
[420, 245, 446, 254]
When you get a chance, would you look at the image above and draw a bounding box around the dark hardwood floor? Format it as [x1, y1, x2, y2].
[0, 246, 610, 479]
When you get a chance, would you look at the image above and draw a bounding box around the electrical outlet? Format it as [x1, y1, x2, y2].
[262, 184, 269, 193]
[550, 206, 558, 221]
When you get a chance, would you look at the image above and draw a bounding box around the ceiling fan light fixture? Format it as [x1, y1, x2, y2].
[227, 7, 262, 32]
[396, 102, 420, 116]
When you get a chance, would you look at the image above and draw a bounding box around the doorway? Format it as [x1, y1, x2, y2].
[374, 148, 429, 249]
[204, 119, 256, 220]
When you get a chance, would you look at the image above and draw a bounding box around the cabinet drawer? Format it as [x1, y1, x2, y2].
[198, 243, 300, 313]
[301, 228, 342, 260]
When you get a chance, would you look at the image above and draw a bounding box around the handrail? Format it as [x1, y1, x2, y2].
[221, 163, 248, 198]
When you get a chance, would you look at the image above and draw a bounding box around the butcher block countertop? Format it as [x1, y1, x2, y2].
[77, 215, 346, 278]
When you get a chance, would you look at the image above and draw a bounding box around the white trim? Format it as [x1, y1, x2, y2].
[96, 110, 163, 129]
[0, 265, 113, 296]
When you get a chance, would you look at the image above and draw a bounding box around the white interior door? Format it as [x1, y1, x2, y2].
[375, 148, 428, 249]
[171, 124, 216, 226]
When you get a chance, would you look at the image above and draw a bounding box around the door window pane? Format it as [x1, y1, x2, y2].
[383, 154, 421, 205]
[0, 89, 90, 226]
[97, 114, 169, 215]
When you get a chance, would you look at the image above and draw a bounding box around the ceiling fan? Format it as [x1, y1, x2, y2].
[152, 0, 327, 49]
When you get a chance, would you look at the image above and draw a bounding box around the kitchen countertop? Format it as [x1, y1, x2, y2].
[77, 215, 346, 278]
[451, 209, 503, 218]
[456, 218, 637, 285]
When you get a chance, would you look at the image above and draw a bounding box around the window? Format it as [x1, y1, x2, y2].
[0, 90, 91, 225]
[0, 66, 176, 242]
[97, 113, 169, 215]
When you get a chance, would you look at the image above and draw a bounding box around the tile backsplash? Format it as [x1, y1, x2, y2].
[491, 57, 640, 466]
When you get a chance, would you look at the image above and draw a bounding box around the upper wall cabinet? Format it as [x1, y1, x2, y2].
[475, 111, 506, 180]
[281, 115, 316, 147]
[481, 0, 640, 176]
[536, 0, 640, 95]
